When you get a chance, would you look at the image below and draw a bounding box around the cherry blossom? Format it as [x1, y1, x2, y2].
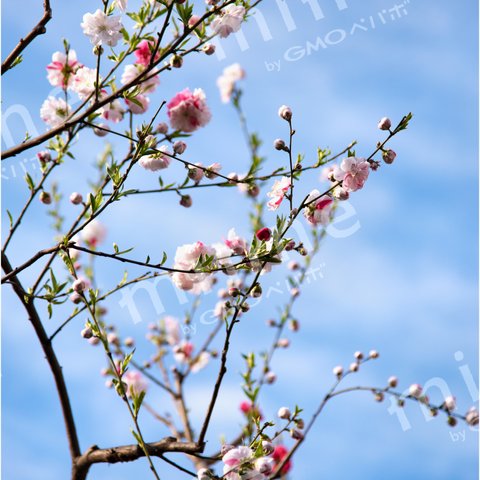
[40, 97, 71, 128]
[81, 219, 107, 247]
[125, 94, 150, 114]
[272, 445, 292, 474]
[303, 190, 334, 226]
[335, 157, 370, 192]
[46, 50, 81, 88]
[134, 39, 159, 66]
[100, 98, 125, 123]
[121, 64, 160, 94]
[211, 5, 245, 38]
[217, 63, 246, 103]
[138, 145, 172, 171]
[71, 66, 98, 100]
[266, 176, 291, 211]
[167, 88, 212, 132]
[190, 351, 211, 373]
[122, 371, 148, 397]
[81, 10, 123, 47]
[224, 228, 248, 255]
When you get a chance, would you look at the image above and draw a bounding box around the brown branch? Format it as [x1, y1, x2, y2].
[1, 252, 81, 466]
[1, 0, 52, 74]
[72, 438, 202, 480]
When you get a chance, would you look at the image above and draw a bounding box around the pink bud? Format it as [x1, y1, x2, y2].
[156, 122, 168, 134]
[378, 117, 392, 130]
[124, 337, 135, 347]
[202, 43, 216, 55]
[173, 140, 187, 155]
[278, 105, 292, 121]
[262, 441, 274, 455]
[180, 195, 192, 208]
[265, 371, 277, 384]
[72, 278, 86, 293]
[81, 327, 93, 339]
[409, 383, 423, 398]
[354, 351, 364, 360]
[290, 428, 304, 440]
[70, 192, 83, 205]
[37, 150, 52, 163]
[256, 227, 272, 242]
[288, 319, 300, 332]
[277, 338, 290, 348]
[94, 123, 109, 137]
[466, 407, 479, 426]
[369, 350, 379, 359]
[70, 292, 82, 304]
[349, 362, 359, 372]
[388, 376, 398, 388]
[274, 138, 286, 150]
[444, 396, 456, 412]
[188, 15, 201, 28]
[382, 149, 396, 164]
[278, 407, 291, 419]
[333, 365, 343, 377]
[39, 191, 52, 205]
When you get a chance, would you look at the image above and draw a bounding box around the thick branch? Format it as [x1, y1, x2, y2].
[1, 252, 81, 465]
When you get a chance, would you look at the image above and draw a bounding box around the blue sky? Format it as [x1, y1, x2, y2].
[1, 1, 478, 479]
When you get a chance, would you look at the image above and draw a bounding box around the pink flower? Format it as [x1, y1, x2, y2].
[173, 341, 195, 363]
[134, 39, 159, 66]
[222, 445, 252, 469]
[71, 66, 98, 100]
[121, 63, 159, 94]
[81, 220, 107, 247]
[139, 145, 172, 171]
[123, 371, 148, 397]
[303, 190, 333, 226]
[40, 97, 71, 128]
[191, 351, 210, 373]
[167, 88, 211, 132]
[256, 227, 272, 242]
[171, 241, 216, 293]
[211, 5, 245, 38]
[217, 63, 246, 103]
[100, 98, 125, 123]
[337, 157, 370, 192]
[46, 50, 81, 88]
[224, 228, 247, 255]
[272, 445, 292, 475]
[163, 316, 181, 346]
[125, 94, 150, 114]
[266, 176, 291, 211]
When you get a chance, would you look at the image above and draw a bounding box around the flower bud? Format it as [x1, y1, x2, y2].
[369, 350, 379, 359]
[70, 192, 83, 205]
[89, 336, 100, 346]
[349, 362, 359, 372]
[197, 468, 212, 480]
[277, 338, 290, 348]
[72, 278, 86, 293]
[39, 191, 52, 205]
[173, 140, 187, 155]
[290, 287, 300, 298]
[202, 43, 216, 55]
[170, 54, 183, 68]
[374, 392, 384, 402]
[278, 105, 292, 121]
[274, 138, 287, 151]
[228, 287, 240, 297]
[447, 416, 457, 427]
[156, 122, 168, 134]
[94, 123, 109, 137]
[266, 319, 276, 327]
[180, 195, 192, 208]
[70, 292, 82, 304]
[290, 428, 304, 440]
[256, 227, 272, 242]
[466, 407, 479, 426]
[378, 117, 392, 130]
[124, 337, 135, 347]
[354, 351, 364, 360]
[93, 45, 104, 55]
[288, 261, 299, 271]
[382, 149, 396, 164]
[262, 441, 274, 455]
[240, 302, 250, 313]
[188, 164, 204, 182]
[265, 371, 277, 384]
[289, 319, 300, 332]
[388, 376, 398, 388]
[248, 184, 260, 198]
[278, 407, 291, 419]
[444, 396, 456, 412]
[250, 284, 262, 298]
[333, 365, 343, 377]
[188, 15, 201, 28]
[81, 327, 93, 339]
[409, 383, 423, 398]
[37, 150, 51, 164]
[285, 240, 295, 251]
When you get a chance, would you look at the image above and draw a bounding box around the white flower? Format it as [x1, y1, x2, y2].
[216, 63, 246, 103]
[191, 351, 210, 373]
[71, 66, 98, 100]
[211, 5, 245, 38]
[40, 97, 71, 128]
[81, 10, 123, 47]
[115, 0, 127, 12]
